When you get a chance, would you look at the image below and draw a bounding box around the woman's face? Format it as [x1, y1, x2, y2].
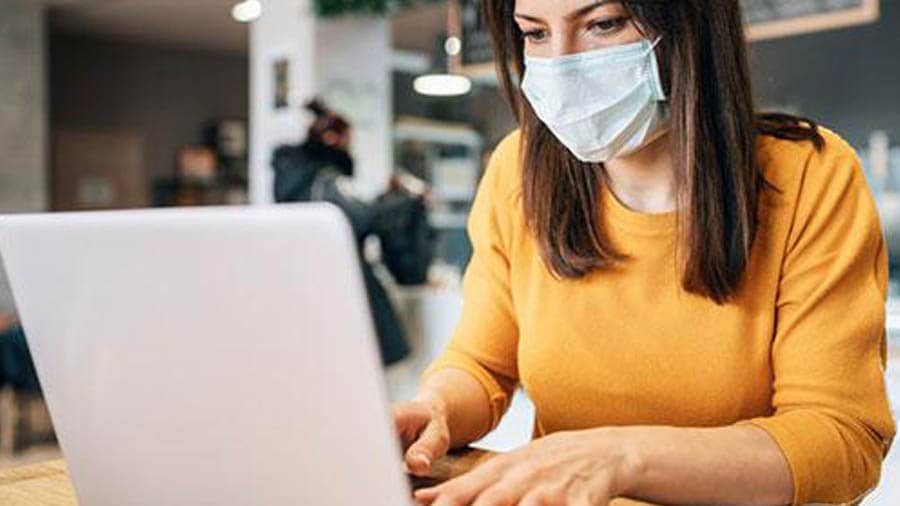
[514, 0, 645, 58]
[322, 129, 352, 150]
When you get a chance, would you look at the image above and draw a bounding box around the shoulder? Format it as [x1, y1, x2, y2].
[272, 144, 303, 168]
[757, 127, 874, 224]
[758, 126, 880, 249]
[758, 126, 865, 198]
[273, 143, 300, 158]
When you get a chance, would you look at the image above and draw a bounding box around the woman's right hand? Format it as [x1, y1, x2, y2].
[393, 396, 452, 477]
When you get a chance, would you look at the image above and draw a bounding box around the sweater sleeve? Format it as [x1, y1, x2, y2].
[738, 133, 896, 505]
[422, 132, 521, 430]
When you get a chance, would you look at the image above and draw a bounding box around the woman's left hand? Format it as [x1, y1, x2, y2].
[413, 429, 638, 506]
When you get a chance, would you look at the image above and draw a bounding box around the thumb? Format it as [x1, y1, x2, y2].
[405, 418, 450, 477]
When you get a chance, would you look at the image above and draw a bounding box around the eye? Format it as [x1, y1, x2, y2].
[521, 28, 549, 43]
[587, 16, 629, 36]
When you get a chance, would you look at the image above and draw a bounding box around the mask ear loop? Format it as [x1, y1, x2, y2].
[639, 37, 663, 74]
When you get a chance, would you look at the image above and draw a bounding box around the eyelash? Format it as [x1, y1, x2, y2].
[522, 29, 548, 42]
[587, 16, 629, 36]
[521, 16, 630, 43]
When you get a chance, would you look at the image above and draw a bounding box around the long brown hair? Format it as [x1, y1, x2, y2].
[484, 0, 824, 304]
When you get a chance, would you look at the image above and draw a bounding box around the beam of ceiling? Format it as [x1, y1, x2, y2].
[50, 0, 248, 54]
[47, 0, 449, 55]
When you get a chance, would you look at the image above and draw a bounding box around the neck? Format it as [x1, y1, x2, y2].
[602, 133, 676, 214]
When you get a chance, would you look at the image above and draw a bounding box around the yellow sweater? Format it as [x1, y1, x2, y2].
[425, 128, 895, 505]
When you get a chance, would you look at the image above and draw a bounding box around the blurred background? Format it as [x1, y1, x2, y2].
[0, 0, 898, 502]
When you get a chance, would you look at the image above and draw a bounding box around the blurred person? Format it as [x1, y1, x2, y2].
[0, 266, 40, 394]
[0, 281, 45, 455]
[394, 1, 895, 505]
[273, 100, 432, 366]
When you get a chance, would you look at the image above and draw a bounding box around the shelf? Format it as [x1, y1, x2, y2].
[429, 211, 469, 229]
[394, 116, 483, 148]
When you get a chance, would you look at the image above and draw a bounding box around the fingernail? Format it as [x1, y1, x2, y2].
[416, 453, 431, 467]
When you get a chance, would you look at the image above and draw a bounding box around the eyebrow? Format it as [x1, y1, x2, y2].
[514, 1, 616, 24]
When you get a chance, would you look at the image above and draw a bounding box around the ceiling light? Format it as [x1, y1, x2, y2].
[232, 0, 262, 23]
[413, 74, 472, 97]
[444, 36, 462, 56]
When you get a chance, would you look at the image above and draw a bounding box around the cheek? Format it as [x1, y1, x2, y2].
[573, 37, 606, 53]
[523, 41, 553, 59]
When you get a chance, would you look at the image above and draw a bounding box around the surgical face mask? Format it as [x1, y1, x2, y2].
[521, 38, 668, 163]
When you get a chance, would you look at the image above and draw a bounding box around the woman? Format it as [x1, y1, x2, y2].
[273, 100, 413, 365]
[393, 1, 895, 505]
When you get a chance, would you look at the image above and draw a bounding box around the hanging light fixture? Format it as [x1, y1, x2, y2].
[232, 0, 263, 23]
[414, 36, 472, 97]
[413, 74, 472, 97]
[444, 36, 462, 56]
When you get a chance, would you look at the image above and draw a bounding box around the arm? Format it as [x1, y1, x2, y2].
[417, 369, 496, 449]
[609, 425, 792, 505]
[395, 133, 522, 473]
[620, 137, 894, 505]
[396, 368, 499, 477]
[413, 418, 792, 506]
[415, 135, 894, 506]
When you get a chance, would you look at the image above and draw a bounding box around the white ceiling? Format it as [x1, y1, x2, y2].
[48, 0, 447, 55]
[50, 0, 248, 54]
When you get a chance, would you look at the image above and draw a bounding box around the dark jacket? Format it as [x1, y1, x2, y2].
[273, 140, 410, 366]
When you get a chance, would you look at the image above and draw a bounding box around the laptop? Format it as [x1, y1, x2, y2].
[0, 204, 413, 505]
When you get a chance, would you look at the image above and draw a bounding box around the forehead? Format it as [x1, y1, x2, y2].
[514, 0, 622, 15]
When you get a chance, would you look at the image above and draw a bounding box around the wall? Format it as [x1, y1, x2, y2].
[0, 1, 48, 212]
[50, 32, 248, 206]
[249, 1, 394, 203]
[316, 17, 393, 199]
[750, 1, 900, 147]
[248, 0, 317, 205]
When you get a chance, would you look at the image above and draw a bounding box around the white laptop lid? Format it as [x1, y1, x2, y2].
[0, 204, 411, 505]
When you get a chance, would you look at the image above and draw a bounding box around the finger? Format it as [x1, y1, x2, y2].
[414, 457, 509, 505]
[414, 475, 486, 505]
[470, 467, 537, 506]
[405, 419, 450, 476]
[413, 491, 438, 506]
[393, 403, 431, 448]
[431, 492, 467, 506]
[470, 483, 520, 506]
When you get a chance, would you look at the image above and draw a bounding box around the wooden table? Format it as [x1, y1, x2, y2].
[0, 460, 75, 506]
[0, 451, 655, 505]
